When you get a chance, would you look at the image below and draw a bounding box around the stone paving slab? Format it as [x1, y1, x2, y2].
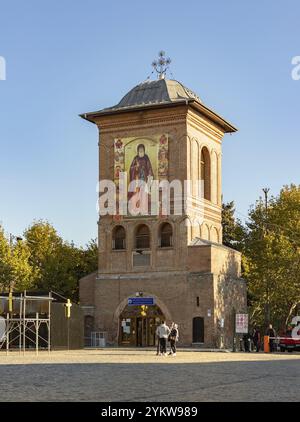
[0, 350, 299, 402]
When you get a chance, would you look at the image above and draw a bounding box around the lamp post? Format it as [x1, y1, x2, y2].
[262, 188, 270, 329]
[8, 235, 23, 312]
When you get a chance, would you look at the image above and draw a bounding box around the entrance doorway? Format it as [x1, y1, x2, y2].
[84, 315, 94, 347]
[119, 304, 165, 347]
[193, 317, 204, 343]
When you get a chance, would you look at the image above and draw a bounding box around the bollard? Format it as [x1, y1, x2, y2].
[264, 335, 270, 353]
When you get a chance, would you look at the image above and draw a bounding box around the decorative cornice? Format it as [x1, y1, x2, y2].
[97, 114, 187, 134]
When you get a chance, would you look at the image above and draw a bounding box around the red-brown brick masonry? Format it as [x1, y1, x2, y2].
[79, 79, 247, 347]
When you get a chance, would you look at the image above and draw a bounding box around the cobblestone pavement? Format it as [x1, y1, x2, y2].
[0, 349, 300, 402]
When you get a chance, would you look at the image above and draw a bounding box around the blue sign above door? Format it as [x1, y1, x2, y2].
[127, 297, 155, 306]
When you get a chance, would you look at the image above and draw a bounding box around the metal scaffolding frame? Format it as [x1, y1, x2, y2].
[0, 291, 53, 354]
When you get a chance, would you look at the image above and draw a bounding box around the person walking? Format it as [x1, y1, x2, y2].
[156, 329, 160, 356]
[168, 323, 179, 356]
[267, 324, 276, 352]
[168, 322, 175, 355]
[252, 327, 261, 352]
[156, 321, 170, 356]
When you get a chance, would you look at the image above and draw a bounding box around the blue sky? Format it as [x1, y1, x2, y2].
[0, 0, 299, 245]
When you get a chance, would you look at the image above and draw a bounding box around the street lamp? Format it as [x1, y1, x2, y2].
[262, 188, 270, 329]
[9, 235, 23, 299]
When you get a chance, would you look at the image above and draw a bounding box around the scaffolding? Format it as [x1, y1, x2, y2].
[0, 291, 53, 355]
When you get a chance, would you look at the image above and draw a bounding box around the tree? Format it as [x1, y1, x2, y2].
[222, 201, 245, 251]
[23, 220, 98, 301]
[0, 226, 36, 291]
[81, 239, 98, 275]
[10, 238, 37, 291]
[0, 226, 12, 289]
[67, 239, 98, 301]
[244, 185, 300, 331]
[0, 220, 98, 300]
[23, 220, 64, 290]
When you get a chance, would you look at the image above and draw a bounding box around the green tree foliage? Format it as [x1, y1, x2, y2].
[244, 185, 300, 330]
[0, 227, 12, 289]
[0, 227, 35, 291]
[222, 201, 245, 251]
[10, 238, 37, 291]
[0, 220, 98, 301]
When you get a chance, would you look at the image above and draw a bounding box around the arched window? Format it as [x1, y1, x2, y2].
[200, 147, 211, 201]
[159, 223, 173, 247]
[135, 224, 150, 249]
[112, 225, 126, 250]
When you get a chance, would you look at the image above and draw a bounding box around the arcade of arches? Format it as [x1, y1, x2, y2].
[112, 221, 221, 252]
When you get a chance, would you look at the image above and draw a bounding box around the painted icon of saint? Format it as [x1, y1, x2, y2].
[129, 144, 154, 183]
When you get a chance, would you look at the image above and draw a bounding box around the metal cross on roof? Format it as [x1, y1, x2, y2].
[152, 51, 171, 79]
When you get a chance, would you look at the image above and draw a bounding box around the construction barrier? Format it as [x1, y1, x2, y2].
[264, 335, 270, 353]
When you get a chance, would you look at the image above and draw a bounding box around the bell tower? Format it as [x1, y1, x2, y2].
[79, 54, 246, 348]
[81, 53, 237, 251]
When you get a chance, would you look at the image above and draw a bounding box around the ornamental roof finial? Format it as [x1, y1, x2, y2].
[151, 50, 171, 79]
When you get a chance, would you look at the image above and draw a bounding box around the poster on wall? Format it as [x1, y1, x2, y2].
[235, 313, 248, 334]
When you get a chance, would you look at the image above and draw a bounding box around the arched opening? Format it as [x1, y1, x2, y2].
[159, 223, 173, 247]
[119, 304, 165, 347]
[200, 147, 211, 201]
[112, 225, 126, 250]
[135, 224, 150, 249]
[211, 227, 219, 243]
[193, 316, 204, 343]
[201, 223, 210, 241]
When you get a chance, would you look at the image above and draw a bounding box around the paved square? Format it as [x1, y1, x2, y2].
[0, 349, 299, 402]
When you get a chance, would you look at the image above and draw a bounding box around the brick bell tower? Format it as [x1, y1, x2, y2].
[79, 53, 247, 348]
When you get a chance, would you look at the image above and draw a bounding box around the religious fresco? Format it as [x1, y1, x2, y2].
[125, 139, 156, 185]
[114, 134, 168, 189]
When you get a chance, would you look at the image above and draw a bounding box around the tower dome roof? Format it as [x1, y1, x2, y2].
[80, 78, 237, 133]
[107, 78, 202, 111]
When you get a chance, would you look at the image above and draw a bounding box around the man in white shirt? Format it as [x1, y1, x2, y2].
[156, 321, 170, 356]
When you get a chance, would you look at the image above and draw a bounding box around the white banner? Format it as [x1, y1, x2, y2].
[235, 313, 248, 334]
